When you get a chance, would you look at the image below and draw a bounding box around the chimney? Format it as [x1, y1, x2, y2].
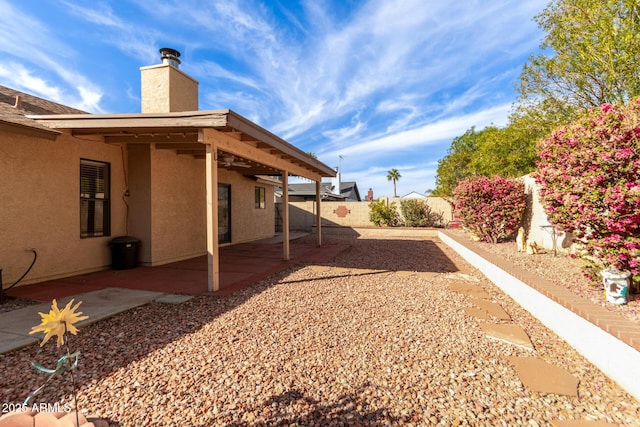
[140, 47, 198, 113]
[331, 167, 341, 196]
[367, 188, 374, 201]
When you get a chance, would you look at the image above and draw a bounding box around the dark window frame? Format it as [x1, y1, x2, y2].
[255, 186, 266, 209]
[80, 159, 111, 238]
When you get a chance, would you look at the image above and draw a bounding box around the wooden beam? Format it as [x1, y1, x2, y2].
[154, 143, 202, 150]
[104, 134, 199, 144]
[33, 111, 229, 130]
[176, 150, 204, 156]
[200, 128, 322, 181]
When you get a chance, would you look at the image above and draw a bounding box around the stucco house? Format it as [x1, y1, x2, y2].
[0, 48, 335, 292]
[400, 191, 428, 199]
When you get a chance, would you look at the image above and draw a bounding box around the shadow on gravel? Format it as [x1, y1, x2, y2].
[224, 386, 401, 427]
[316, 237, 461, 273]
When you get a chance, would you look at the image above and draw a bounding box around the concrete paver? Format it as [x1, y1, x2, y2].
[448, 282, 492, 299]
[468, 297, 512, 320]
[0, 288, 163, 354]
[504, 356, 579, 396]
[463, 307, 492, 320]
[479, 322, 535, 350]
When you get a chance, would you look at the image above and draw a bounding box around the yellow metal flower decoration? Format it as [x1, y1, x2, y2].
[29, 299, 89, 347]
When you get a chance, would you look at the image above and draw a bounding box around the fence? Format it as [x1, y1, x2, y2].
[282, 197, 453, 231]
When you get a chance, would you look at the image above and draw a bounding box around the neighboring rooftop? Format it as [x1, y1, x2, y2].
[278, 181, 362, 201]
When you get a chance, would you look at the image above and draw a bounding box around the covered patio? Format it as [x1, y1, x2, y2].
[6, 234, 349, 301]
[30, 109, 337, 293]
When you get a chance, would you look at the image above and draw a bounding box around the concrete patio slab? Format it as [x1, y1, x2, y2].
[480, 323, 534, 350]
[0, 331, 38, 354]
[504, 356, 579, 396]
[0, 288, 163, 354]
[448, 283, 492, 299]
[469, 297, 511, 320]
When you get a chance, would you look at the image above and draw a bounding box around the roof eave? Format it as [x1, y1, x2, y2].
[28, 109, 336, 178]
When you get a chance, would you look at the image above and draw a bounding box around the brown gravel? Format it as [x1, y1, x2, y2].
[1, 236, 639, 426]
[0, 296, 39, 314]
[449, 229, 639, 325]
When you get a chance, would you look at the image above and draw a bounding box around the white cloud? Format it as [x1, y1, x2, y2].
[321, 103, 511, 159]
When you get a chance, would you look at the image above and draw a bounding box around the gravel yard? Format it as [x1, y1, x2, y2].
[1, 236, 639, 426]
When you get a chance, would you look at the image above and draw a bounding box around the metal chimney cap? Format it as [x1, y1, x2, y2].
[159, 47, 181, 67]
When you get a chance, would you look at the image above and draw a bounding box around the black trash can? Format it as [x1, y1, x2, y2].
[108, 236, 140, 270]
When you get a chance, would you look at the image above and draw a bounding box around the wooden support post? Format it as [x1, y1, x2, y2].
[315, 180, 322, 247]
[205, 141, 219, 291]
[282, 171, 290, 261]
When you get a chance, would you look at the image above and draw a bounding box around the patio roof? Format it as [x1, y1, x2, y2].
[29, 109, 335, 181]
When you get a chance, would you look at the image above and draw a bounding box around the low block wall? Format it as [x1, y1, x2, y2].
[286, 197, 453, 231]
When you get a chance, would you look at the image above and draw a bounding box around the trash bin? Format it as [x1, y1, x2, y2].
[109, 236, 140, 270]
[600, 268, 630, 305]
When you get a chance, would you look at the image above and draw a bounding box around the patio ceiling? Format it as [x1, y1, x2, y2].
[29, 109, 335, 181]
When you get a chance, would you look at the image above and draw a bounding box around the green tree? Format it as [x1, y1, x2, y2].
[387, 168, 401, 197]
[519, 0, 640, 111]
[432, 127, 479, 196]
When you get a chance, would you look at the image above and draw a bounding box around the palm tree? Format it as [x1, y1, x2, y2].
[387, 168, 401, 197]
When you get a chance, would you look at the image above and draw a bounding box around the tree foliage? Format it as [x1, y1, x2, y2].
[433, 118, 542, 196]
[535, 100, 640, 283]
[452, 176, 526, 244]
[368, 199, 400, 227]
[519, 0, 640, 111]
[435, 0, 640, 196]
[399, 199, 447, 228]
[386, 169, 401, 197]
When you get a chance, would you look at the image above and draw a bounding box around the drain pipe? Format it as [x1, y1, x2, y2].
[0, 249, 37, 304]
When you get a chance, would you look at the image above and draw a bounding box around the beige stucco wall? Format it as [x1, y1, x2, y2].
[127, 147, 276, 266]
[0, 130, 127, 286]
[287, 197, 453, 230]
[148, 148, 207, 264]
[218, 169, 275, 244]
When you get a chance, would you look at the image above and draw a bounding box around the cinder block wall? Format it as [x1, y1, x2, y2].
[286, 197, 453, 231]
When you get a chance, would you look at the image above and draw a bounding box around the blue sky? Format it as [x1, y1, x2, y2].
[0, 0, 548, 197]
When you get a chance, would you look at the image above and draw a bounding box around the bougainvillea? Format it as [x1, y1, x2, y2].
[452, 175, 526, 243]
[535, 99, 640, 284]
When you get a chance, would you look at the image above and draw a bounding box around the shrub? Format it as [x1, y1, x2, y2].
[453, 175, 526, 243]
[399, 199, 447, 228]
[535, 100, 640, 284]
[368, 199, 400, 227]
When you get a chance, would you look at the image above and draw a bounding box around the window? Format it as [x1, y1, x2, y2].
[255, 186, 265, 209]
[80, 159, 110, 238]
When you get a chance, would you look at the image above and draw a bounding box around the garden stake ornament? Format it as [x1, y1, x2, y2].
[26, 299, 89, 424]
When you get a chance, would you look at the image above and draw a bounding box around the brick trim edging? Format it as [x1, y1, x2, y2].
[438, 230, 640, 402]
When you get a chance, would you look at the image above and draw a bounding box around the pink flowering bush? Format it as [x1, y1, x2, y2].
[535, 100, 640, 285]
[453, 175, 526, 243]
